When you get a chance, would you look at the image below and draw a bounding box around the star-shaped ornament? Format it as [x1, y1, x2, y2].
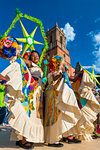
[16, 19, 44, 57]
[81, 65, 100, 85]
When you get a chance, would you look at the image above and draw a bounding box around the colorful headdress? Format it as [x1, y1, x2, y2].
[47, 55, 62, 72]
[0, 36, 22, 62]
[23, 51, 31, 60]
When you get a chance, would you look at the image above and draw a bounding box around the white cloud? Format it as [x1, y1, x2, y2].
[89, 31, 100, 47]
[95, 66, 100, 72]
[95, 17, 100, 23]
[89, 31, 100, 72]
[61, 23, 76, 45]
[94, 33, 100, 46]
[92, 47, 100, 68]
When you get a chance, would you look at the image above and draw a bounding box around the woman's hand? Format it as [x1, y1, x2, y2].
[0, 75, 8, 81]
[23, 59, 32, 68]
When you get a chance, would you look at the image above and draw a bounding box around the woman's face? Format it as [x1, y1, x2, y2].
[31, 52, 39, 64]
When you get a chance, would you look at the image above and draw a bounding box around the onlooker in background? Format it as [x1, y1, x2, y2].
[0, 80, 7, 125]
[2, 95, 10, 126]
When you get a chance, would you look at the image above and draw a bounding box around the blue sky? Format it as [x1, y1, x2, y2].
[0, 0, 100, 73]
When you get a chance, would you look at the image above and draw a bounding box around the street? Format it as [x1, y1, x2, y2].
[0, 126, 100, 150]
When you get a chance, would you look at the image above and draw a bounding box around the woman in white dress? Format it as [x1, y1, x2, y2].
[1, 51, 44, 149]
[44, 55, 82, 147]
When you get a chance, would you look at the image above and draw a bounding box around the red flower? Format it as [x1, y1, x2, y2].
[3, 39, 12, 48]
[24, 51, 31, 60]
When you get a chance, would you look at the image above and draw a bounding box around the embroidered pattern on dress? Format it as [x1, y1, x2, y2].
[16, 58, 39, 117]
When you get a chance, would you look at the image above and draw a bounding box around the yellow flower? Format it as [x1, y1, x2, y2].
[52, 57, 57, 62]
[24, 106, 28, 112]
[28, 93, 33, 100]
[29, 103, 32, 110]
[24, 70, 28, 74]
[12, 42, 18, 48]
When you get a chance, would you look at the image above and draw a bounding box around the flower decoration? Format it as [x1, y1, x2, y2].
[24, 51, 31, 60]
[47, 56, 62, 72]
[16, 58, 39, 116]
[3, 39, 12, 48]
[12, 42, 18, 48]
[0, 36, 20, 59]
[24, 106, 28, 112]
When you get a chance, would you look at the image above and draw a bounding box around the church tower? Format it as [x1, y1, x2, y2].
[46, 23, 75, 76]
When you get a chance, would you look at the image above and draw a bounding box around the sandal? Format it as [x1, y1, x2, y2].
[48, 143, 63, 147]
[16, 140, 34, 149]
[16, 140, 22, 145]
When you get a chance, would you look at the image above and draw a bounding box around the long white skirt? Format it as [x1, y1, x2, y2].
[1, 61, 44, 143]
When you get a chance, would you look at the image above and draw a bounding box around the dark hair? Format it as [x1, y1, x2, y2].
[29, 51, 40, 60]
[31, 51, 40, 57]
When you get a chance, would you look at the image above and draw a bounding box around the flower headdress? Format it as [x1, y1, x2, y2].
[23, 51, 31, 60]
[47, 55, 63, 72]
[0, 36, 22, 62]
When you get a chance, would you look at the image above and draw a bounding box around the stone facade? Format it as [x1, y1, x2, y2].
[42, 23, 75, 76]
